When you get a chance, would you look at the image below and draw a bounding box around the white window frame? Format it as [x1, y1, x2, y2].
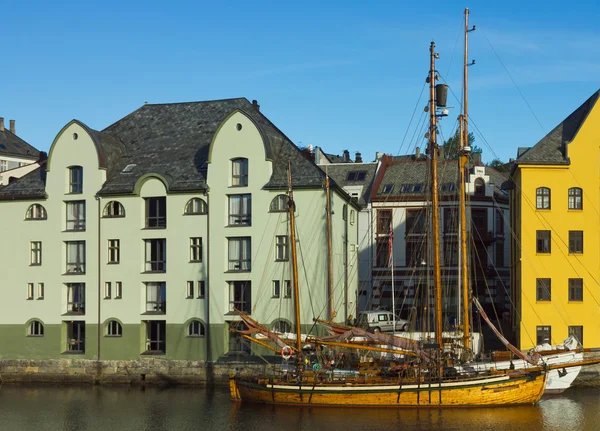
[275, 235, 289, 261]
[30, 241, 42, 265]
[104, 282, 112, 299]
[108, 239, 120, 264]
[115, 282, 122, 299]
[190, 237, 202, 262]
[232, 158, 248, 187]
[37, 283, 44, 300]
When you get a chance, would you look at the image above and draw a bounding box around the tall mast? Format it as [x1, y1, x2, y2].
[428, 42, 443, 346]
[325, 168, 334, 321]
[288, 162, 302, 354]
[460, 7, 475, 352]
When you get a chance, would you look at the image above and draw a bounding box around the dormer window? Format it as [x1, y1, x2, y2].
[347, 171, 366, 181]
[474, 178, 485, 196]
[69, 166, 83, 194]
[232, 158, 248, 187]
[382, 184, 393, 194]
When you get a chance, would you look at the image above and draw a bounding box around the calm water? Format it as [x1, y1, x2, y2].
[0, 384, 599, 431]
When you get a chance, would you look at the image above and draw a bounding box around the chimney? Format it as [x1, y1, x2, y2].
[0, 117, 3, 131]
[355, 152, 363, 163]
[251, 100, 260, 111]
[415, 147, 421, 159]
[10, 119, 15, 134]
[375, 152, 383, 161]
[343, 149, 350, 162]
[472, 152, 482, 165]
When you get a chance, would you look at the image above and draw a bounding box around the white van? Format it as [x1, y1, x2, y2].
[356, 310, 409, 333]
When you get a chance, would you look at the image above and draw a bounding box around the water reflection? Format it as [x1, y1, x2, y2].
[0, 385, 598, 431]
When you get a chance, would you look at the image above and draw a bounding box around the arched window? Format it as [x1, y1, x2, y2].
[106, 320, 122, 337]
[184, 198, 207, 215]
[272, 320, 292, 333]
[68, 166, 83, 194]
[269, 194, 289, 212]
[536, 187, 551, 209]
[103, 201, 126, 218]
[187, 320, 205, 337]
[474, 178, 485, 196]
[27, 320, 44, 336]
[568, 187, 583, 210]
[232, 158, 248, 186]
[25, 204, 47, 220]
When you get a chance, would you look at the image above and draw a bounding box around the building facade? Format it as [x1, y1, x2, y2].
[0, 99, 359, 361]
[510, 90, 600, 350]
[0, 118, 40, 185]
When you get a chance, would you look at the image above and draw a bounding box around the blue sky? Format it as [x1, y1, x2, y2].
[3, 0, 599, 163]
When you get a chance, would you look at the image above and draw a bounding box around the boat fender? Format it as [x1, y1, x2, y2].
[281, 346, 293, 360]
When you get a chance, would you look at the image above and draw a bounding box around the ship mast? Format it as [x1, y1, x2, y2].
[287, 162, 302, 354]
[460, 7, 475, 352]
[428, 42, 444, 347]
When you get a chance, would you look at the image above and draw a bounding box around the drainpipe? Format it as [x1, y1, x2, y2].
[344, 202, 349, 323]
[95, 193, 101, 362]
[205, 191, 213, 380]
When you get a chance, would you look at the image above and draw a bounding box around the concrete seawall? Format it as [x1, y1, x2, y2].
[0, 358, 599, 387]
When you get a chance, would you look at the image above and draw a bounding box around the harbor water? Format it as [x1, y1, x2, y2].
[0, 384, 599, 431]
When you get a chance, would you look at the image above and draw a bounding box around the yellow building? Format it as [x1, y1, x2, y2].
[510, 89, 600, 350]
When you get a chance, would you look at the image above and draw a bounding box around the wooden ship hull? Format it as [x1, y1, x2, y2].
[230, 371, 547, 407]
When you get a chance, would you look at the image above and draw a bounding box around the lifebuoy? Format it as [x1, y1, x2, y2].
[281, 346, 293, 360]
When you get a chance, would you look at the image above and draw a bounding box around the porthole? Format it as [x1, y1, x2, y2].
[73, 133, 79, 140]
[236, 123, 243, 131]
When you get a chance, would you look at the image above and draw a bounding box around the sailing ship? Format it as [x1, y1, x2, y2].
[229, 37, 550, 407]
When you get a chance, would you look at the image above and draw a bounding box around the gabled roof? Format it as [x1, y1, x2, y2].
[320, 163, 378, 206]
[0, 128, 39, 160]
[515, 90, 600, 165]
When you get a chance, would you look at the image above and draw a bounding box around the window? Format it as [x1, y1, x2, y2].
[283, 280, 291, 298]
[144, 239, 166, 272]
[66, 321, 85, 352]
[0, 159, 6, 171]
[66, 283, 85, 313]
[229, 281, 251, 313]
[145, 320, 166, 353]
[568, 278, 583, 301]
[269, 194, 289, 212]
[190, 237, 203, 262]
[568, 188, 583, 210]
[27, 283, 34, 300]
[444, 208, 458, 233]
[536, 278, 551, 301]
[495, 241, 504, 267]
[406, 209, 426, 233]
[376, 238, 390, 267]
[228, 237, 251, 271]
[145, 197, 166, 228]
[184, 198, 207, 215]
[30, 241, 42, 266]
[108, 239, 120, 264]
[273, 320, 291, 333]
[37, 283, 44, 300]
[536, 231, 551, 254]
[377, 210, 392, 233]
[106, 320, 122, 337]
[382, 184, 393, 194]
[104, 282, 112, 299]
[536, 326, 551, 345]
[103, 201, 125, 217]
[197, 281, 205, 299]
[342, 204, 348, 221]
[69, 166, 83, 194]
[569, 231, 583, 254]
[536, 187, 550, 209]
[275, 235, 289, 261]
[187, 320, 205, 337]
[495, 210, 504, 235]
[232, 158, 248, 186]
[115, 282, 122, 299]
[350, 210, 355, 225]
[186, 281, 194, 298]
[272, 280, 281, 298]
[474, 178, 485, 196]
[66, 201, 86, 231]
[28, 320, 44, 336]
[228, 194, 251, 225]
[145, 282, 166, 313]
[25, 204, 47, 220]
[66, 241, 86, 273]
[228, 322, 251, 354]
[471, 208, 487, 232]
[406, 239, 426, 267]
[347, 171, 366, 181]
[568, 326, 583, 344]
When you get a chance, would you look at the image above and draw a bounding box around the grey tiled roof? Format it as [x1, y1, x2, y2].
[0, 163, 46, 199]
[375, 159, 508, 200]
[0, 128, 39, 160]
[516, 90, 600, 165]
[100, 98, 325, 195]
[319, 163, 378, 205]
